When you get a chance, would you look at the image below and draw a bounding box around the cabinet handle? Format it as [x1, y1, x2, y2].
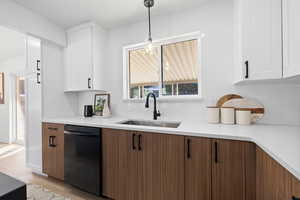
[138, 135, 142, 151]
[292, 196, 300, 200]
[214, 141, 218, 163]
[187, 139, 191, 159]
[37, 60, 41, 71]
[88, 78, 91, 89]
[245, 60, 249, 79]
[49, 136, 56, 147]
[132, 134, 136, 150]
[37, 73, 41, 84]
[48, 127, 58, 131]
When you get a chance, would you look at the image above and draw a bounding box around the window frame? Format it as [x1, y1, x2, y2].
[123, 31, 204, 101]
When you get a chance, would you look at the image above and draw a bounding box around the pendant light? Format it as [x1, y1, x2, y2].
[144, 0, 154, 54]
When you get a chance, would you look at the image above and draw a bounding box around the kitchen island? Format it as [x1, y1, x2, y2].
[0, 172, 26, 200]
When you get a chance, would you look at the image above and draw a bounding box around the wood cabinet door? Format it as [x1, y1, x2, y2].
[212, 139, 245, 200]
[256, 147, 292, 200]
[244, 142, 256, 200]
[102, 129, 121, 199]
[42, 123, 64, 180]
[117, 131, 139, 200]
[140, 132, 184, 200]
[292, 176, 300, 199]
[185, 137, 211, 200]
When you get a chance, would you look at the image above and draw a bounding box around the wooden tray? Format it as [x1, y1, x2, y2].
[216, 94, 243, 107]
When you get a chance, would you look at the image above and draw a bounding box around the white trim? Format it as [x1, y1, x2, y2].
[122, 31, 205, 101]
[26, 163, 47, 176]
[122, 47, 129, 99]
[123, 95, 204, 103]
[8, 74, 17, 144]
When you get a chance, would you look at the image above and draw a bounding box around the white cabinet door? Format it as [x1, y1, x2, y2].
[283, 0, 300, 78]
[26, 74, 42, 171]
[238, 0, 282, 81]
[65, 27, 93, 91]
[25, 36, 42, 172]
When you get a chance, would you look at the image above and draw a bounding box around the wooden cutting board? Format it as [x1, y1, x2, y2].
[222, 98, 265, 122]
[216, 94, 243, 107]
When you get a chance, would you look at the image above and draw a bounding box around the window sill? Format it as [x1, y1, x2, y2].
[123, 96, 203, 103]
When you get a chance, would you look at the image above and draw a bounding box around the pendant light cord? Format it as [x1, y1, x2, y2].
[148, 6, 152, 42]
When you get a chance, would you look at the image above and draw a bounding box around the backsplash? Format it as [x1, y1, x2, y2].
[77, 83, 300, 125]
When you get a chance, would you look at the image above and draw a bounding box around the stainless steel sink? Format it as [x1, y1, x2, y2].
[118, 120, 181, 128]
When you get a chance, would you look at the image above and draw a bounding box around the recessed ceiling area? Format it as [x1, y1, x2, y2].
[12, 0, 210, 29]
[0, 26, 26, 63]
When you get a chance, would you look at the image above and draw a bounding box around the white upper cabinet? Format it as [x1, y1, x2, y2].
[64, 22, 107, 92]
[282, 0, 300, 78]
[235, 0, 282, 82]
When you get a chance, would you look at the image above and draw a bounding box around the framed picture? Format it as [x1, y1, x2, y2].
[94, 94, 110, 116]
[0, 73, 4, 104]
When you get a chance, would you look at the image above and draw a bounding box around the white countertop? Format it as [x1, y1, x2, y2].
[43, 116, 300, 180]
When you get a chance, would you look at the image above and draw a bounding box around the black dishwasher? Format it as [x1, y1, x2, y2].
[64, 125, 102, 196]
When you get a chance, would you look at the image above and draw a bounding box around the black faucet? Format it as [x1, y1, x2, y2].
[145, 92, 161, 120]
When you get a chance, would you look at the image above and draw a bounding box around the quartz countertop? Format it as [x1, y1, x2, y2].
[43, 116, 300, 180]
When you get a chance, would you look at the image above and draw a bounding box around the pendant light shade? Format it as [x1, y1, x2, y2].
[144, 0, 154, 53]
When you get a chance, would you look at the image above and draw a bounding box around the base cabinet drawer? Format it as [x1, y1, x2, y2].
[42, 123, 64, 180]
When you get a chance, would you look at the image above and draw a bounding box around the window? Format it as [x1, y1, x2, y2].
[124, 32, 202, 100]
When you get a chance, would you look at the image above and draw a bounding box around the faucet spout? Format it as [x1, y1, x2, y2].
[145, 92, 161, 120]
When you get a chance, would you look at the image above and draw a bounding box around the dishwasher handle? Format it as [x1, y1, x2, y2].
[64, 131, 99, 137]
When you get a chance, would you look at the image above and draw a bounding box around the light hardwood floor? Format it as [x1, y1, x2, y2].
[0, 149, 106, 200]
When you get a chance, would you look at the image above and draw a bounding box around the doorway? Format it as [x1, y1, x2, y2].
[15, 76, 26, 144]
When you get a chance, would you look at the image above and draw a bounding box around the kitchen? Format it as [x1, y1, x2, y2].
[0, 0, 300, 199]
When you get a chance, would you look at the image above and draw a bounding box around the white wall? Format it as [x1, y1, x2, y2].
[0, 55, 26, 143]
[41, 41, 78, 119]
[0, 0, 66, 47]
[78, 0, 300, 125]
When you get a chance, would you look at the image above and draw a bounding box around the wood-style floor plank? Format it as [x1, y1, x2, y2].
[0, 149, 105, 200]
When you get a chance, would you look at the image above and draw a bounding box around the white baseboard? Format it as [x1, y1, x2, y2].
[26, 163, 48, 177]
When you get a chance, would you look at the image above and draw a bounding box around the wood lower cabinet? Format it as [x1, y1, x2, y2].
[212, 139, 246, 200]
[141, 132, 184, 200]
[256, 147, 292, 200]
[292, 176, 300, 199]
[102, 129, 121, 199]
[42, 123, 64, 180]
[117, 131, 140, 200]
[184, 137, 211, 200]
[102, 129, 140, 200]
[101, 128, 300, 200]
[102, 129, 184, 200]
[245, 142, 257, 200]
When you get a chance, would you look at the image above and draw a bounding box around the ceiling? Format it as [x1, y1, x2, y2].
[12, 0, 210, 29]
[0, 26, 26, 63]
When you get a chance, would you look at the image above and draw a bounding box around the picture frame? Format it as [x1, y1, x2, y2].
[94, 93, 110, 116]
[0, 73, 4, 104]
